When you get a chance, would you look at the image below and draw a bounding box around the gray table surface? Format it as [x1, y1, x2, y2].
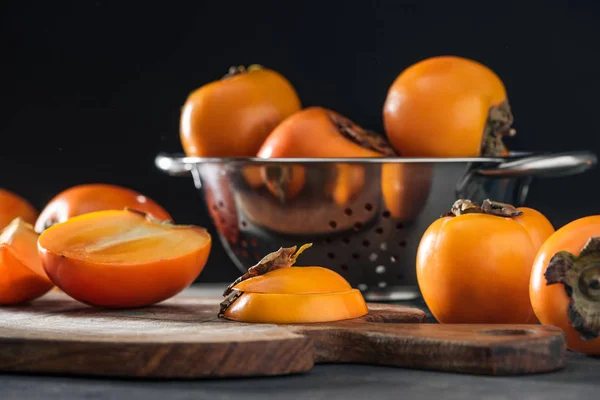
[1, 284, 598, 400]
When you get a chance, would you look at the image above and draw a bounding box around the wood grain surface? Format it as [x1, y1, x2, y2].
[0, 292, 566, 378]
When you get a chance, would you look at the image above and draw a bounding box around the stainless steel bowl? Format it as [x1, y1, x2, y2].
[156, 151, 596, 301]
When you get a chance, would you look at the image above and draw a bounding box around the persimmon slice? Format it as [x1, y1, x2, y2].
[220, 244, 368, 323]
[38, 209, 212, 308]
[0, 218, 54, 305]
[223, 290, 368, 324]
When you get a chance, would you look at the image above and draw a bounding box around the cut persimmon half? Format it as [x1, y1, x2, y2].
[38, 209, 212, 308]
[0, 218, 54, 305]
[219, 243, 368, 324]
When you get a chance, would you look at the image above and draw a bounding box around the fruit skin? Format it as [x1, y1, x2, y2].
[0, 218, 54, 305]
[383, 55, 512, 157]
[416, 206, 555, 324]
[0, 189, 38, 230]
[37, 209, 211, 308]
[530, 216, 600, 355]
[180, 65, 301, 157]
[381, 163, 433, 222]
[35, 183, 172, 233]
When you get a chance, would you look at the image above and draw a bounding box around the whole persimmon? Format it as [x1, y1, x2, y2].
[0, 218, 54, 305]
[416, 199, 555, 324]
[38, 209, 212, 308]
[35, 184, 171, 233]
[257, 106, 397, 203]
[383, 56, 515, 157]
[180, 65, 301, 158]
[530, 216, 600, 355]
[0, 189, 38, 229]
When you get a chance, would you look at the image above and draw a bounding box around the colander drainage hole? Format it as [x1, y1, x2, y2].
[357, 283, 368, 291]
[353, 222, 363, 231]
[398, 240, 407, 248]
[380, 242, 388, 251]
[396, 222, 404, 230]
[240, 220, 248, 228]
[241, 240, 248, 248]
[327, 252, 335, 259]
[324, 237, 333, 244]
[382, 210, 391, 218]
[375, 227, 384, 235]
[340, 264, 348, 271]
[253, 251, 261, 260]
[329, 220, 337, 229]
[212, 204, 218, 212]
[364, 203, 373, 211]
[369, 252, 378, 261]
[249, 238, 258, 247]
[390, 255, 397, 263]
[351, 253, 360, 259]
[342, 238, 351, 245]
[378, 281, 388, 288]
[241, 249, 249, 257]
[218, 201, 224, 208]
[362, 240, 370, 247]
[344, 208, 353, 216]
[375, 265, 386, 274]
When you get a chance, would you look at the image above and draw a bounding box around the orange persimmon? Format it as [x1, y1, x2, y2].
[0, 189, 38, 229]
[180, 65, 301, 158]
[38, 209, 211, 308]
[0, 218, 54, 305]
[383, 55, 515, 157]
[35, 184, 172, 233]
[530, 216, 600, 355]
[257, 106, 396, 204]
[416, 199, 555, 324]
[220, 243, 368, 323]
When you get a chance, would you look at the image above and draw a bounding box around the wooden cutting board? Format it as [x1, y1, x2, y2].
[0, 291, 566, 378]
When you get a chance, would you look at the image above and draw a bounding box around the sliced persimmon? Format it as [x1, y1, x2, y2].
[223, 290, 368, 324]
[0, 218, 54, 305]
[219, 244, 368, 324]
[38, 209, 212, 308]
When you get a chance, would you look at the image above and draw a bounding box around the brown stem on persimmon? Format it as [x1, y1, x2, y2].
[263, 165, 292, 203]
[327, 112, 398, 156]
[545, 237, 600, 340]
[441, 199, 523, 218]
[222, 64, 263, 79]
[481, 100, 516, 157]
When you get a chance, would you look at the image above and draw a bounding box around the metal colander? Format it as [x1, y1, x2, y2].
[156, 151, 596, 301]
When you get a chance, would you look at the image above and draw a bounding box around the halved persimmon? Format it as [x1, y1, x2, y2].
[0, 189, 38, 230]
[0, 218, 54, 305]
[38, 209, 212, 308]
[35, 184, 172, 233]
[219, 244, 368, 324]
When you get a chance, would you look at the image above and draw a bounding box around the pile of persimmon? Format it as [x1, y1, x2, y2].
[219, 243, 368, 324]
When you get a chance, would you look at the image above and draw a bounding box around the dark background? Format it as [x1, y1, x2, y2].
[1, 0, 599, 282]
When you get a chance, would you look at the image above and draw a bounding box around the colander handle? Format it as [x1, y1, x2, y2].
[473, 151, 597, 178]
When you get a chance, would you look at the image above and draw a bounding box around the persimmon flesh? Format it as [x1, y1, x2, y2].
[38, 209, 211, 308]
[35, 184, 172, 233]
[0, 218, 54, 305]
[220, 244, 368, 324]
[0, 189, 38, 230]
[530, 216, 600, 355]
[416, 200, 555, 324]
[383, 55, 514, 157]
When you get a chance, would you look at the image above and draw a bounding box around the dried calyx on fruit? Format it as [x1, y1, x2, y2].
[442, 199, 523, 218]
[219, 243, 368, 324]
[545, 237, 600, 340]
[326, 111, 398, 157]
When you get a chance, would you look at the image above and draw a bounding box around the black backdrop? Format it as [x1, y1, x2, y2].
[2, 0, 599, 282]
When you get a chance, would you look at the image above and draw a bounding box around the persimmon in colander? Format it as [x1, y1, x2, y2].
[416, 199, 555, 324]
[219, 244, 368, 324]
[530, 216, 600, 355]
[180, 64, 301, 158]
[38, 209, 211, 308]
[257, 106, 397, 204]
[383, 55, 515, 157]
